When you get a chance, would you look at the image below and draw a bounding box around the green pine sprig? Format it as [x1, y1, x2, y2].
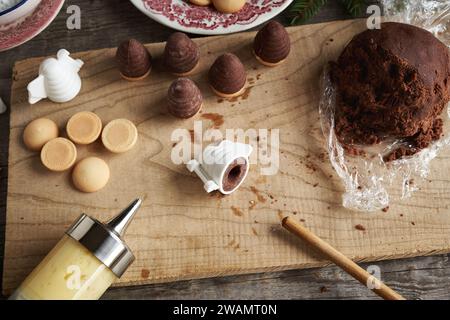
[290, 0, 328, 25]
[290, 0, 369, 25]
[340, 0, 366, 17]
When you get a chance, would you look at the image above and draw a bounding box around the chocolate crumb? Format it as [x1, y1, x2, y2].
[250, 186, 266, 203]
[277, 210, 284, 221]
[141, 269, 150, 279]
[201, 113, 224, 128]
[320, 286, 329, 293]
[231, 206, 244, 217]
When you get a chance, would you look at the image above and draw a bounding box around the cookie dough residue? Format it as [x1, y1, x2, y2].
[231, 206, 244, 217]
[141, 269, 150, 279]
[201, 113, 224, 128]
[250, 186, 266, 203]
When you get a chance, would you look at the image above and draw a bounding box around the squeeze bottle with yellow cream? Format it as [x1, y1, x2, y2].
[10, 198, 142, 300]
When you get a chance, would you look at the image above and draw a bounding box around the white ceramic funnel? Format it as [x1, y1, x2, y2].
[187, 140, 253, 195]
[28, 49, 84, 104]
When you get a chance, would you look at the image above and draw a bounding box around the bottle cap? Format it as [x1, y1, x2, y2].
[66, 198, 142, 277]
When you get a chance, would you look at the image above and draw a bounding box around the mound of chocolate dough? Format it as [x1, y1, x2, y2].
[330, 22, 450, 161]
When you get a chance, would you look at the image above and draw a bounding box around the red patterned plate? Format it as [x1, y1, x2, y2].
[0, 0, 64, 52]
[130, 0, 293, 35]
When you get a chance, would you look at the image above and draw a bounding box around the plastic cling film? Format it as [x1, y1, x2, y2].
[319, 1, 450, 211]
[382, 0, 450, 46]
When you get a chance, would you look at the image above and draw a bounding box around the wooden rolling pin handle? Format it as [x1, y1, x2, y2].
[282, 217, 405, 300]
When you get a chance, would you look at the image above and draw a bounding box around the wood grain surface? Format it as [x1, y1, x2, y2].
[2, 0, 450, 300]
[3, 16, 450, 297]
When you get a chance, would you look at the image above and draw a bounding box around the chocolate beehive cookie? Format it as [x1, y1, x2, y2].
[163, 32, 200, 76]
[254, 20, 291, 66]
[116, 39, 152, 81]
[209, 53, 247, 98]
[168, 78, 203, 119]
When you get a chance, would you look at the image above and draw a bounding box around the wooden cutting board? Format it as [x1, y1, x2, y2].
[4, 19, 450, 295]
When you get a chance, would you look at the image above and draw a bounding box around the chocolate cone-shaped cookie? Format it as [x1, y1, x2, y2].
[116, 39, 152, 80]
[168, 78, 203, 119]
[209, 53, 246, 98]
[163, 32, 200, 75]
[254, 21, 290, 66]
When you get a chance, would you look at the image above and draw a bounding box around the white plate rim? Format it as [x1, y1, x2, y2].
[0, 0, 65, 52]
[129, 0, 293, 35]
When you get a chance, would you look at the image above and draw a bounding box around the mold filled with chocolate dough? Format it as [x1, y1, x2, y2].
[222, 157, 248, 192]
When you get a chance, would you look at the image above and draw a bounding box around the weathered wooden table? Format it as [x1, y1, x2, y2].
[1, 0, 449, 300]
